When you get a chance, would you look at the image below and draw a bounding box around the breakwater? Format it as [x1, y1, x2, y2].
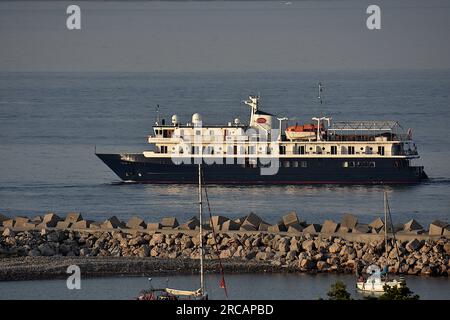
[1, 212, 449, 278]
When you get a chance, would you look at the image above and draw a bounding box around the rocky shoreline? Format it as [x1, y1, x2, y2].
[1, 212, 449, 280]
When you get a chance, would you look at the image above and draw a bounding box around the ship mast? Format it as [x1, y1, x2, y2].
[198, 164, 204, 294]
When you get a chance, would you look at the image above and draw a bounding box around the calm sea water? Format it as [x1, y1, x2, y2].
[0, 71, 449, 225]
[0, 273, 448, 300]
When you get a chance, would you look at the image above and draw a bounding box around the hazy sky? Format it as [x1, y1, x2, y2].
[1, 0, 449, 72]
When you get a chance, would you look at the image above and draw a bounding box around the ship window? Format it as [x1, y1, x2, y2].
[298, 146, 305, 155]
[160, 146, 168, 153]
[196, 130, 201, 135]
[331, 146, 337, 155]
[348, 146, 355, 155]
[283, 161, 290, 168]
[279, 146, 286, 155]
[378, 146, 385, 156]
[300, 161, 308, 168]
[343, 161, 348, 168]
[292, 161, 299, 167]
[248, 146, 256, 154]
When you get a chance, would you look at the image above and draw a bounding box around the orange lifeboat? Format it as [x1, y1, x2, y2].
[285, 123, 318, 140]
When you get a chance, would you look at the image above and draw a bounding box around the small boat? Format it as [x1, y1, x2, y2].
[285, 123, 319, 141]
[137, 164, 209, 300]
[356, 192, 404, 293]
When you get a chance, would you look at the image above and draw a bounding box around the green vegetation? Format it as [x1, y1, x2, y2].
[327, 281, 352, 300]
[378, 282, 420, 300]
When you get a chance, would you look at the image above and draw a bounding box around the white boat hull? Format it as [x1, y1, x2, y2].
[356, 279, 402, 292]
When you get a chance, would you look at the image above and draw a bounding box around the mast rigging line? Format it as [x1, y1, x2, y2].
[201, 167, 229, 299]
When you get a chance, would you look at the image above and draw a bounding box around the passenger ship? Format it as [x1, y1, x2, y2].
[96, 95, 427, 184]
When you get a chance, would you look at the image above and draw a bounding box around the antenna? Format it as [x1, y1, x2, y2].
[156, 104, 160, 125]
[318, 82, 324, 105]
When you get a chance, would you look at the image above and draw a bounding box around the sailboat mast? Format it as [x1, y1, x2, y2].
[198, 164, 204, 294]
[384, 192, 388, 260]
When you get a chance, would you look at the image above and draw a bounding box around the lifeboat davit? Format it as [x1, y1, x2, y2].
[285, 124, 318, 141]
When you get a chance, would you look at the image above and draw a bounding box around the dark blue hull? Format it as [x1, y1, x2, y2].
[96, 153, 427, 185]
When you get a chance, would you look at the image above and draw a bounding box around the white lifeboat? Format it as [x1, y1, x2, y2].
[285, 123, 318, 141]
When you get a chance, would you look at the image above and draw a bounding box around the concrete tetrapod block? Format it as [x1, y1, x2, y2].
[243, 213, 262, 229]
[287, 223, 304, 234]
[303, 224, 322, 234]
[179, 217, 200, 231]
[101, 216, 124, 229]
[403, 219, 423, 232]
[258, 222, 271, 232]
[72, 220, 93, 229]
[282, 211, 304, 227]
[351, 223, 371, 234]
[240, 221, 257, 231]
[267, 222, 287, 233]
[321, 220, 339, 234]
[147, 223, 162, 231]
[160, 217, 179, 229]
[126, 216, 147, 229]
[341, 214, 358, 230]
[428, 220, 449, 236]
[221, 220, 240, 231]
[42, 213, 62, 228]
[65, 212, 83, 224]
[56, 221, 72, 230]
[13, 216, 30, 228]
[210, 216, 229, 231]
[369, 217, 384, 233]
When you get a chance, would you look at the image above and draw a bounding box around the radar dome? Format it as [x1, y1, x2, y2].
[192, 113, 202, 125]
[171, 114, 179, 125]
[234, 118, 241, 125]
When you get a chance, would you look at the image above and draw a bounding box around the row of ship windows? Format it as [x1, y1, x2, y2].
[159, 145, 386, 155]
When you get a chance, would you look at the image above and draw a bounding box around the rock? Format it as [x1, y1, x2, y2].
[31, 216, 43, 223]
[299, 258, 316, 270]
[147, 222, 162, 231]
[256, 251, 273, 261]
[341, 213, 358, 229]
[160, 217, 179, 229]
[302, 239, 315, 252]
[267, 222, 287, 233]
[179, 217, 200, 230]
[404, 219, 423, 232]
[210, 216, 229, 231]
[405, 239, 423, 252]
[443, 243, 450, 255]
[101, 216, 124, 229]
[150, 233, 165, 245]
[38, 243, 55, 256]
[278, 239, 290, 252]
[126, 216, 147, 229]
[428, 220, 449, 236]
[243, 213, 262, 229]
[328, 242, 341, 254]
[282, 211, 305, 227]
[221, 219, 240, 231]
[321, 220, 339, 234]
[2, 228, 14, 237]
[219, 249, 232, 259]
[317, 261, 329, 271]
[65, 212, 83, 223]
[56, 221, 72, 229]
[42, 213, 62, 228]
[2, 219, 14, 228]
[303, 224, 321, 233]
[72, 220, 92, 229]
[137, 244, 150, 257]
[352, 223, 371, 234]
